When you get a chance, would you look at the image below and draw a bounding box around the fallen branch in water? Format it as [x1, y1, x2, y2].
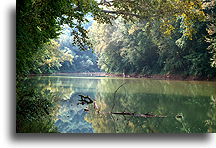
[111, 112, 167, 118]
[78, 88, 167, 118]
[86, 101, 167, 118]
[77, 95, 94, 105]
[111, 82, 127, 112]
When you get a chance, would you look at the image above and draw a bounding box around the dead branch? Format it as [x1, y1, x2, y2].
[111, 82, 127, 112]
[77, 95, 94, 105]
[111, 112, 167, 118]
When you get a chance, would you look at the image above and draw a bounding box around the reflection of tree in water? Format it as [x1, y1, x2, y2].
[16, 79, 59, 133]
[205, 96, 216, 132]
[36, 76, 75, 100]
[41, 76, 98, 133]
[85, 79, 215, 133]
[16, 76, 76, 133]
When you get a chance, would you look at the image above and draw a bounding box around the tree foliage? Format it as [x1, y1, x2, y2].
[204, 0, 216, 67]
[89, 16, 216, 78]
[98, 0, 206, 38]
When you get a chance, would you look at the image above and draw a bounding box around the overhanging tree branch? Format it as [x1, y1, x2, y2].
[101, 9, 146, 19]
[98, 0, 114, 6]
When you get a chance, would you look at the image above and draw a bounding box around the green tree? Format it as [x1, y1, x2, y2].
[204, 0, 216, 67]
[32, 40, 73, 74]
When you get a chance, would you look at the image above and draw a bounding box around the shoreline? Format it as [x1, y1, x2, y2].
[29, 72, 215, 81]
[103, 73, 215, 81]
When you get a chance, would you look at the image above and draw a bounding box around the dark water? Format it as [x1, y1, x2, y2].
[16, 75, 216, 133]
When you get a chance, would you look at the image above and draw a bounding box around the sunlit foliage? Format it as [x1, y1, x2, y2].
[89, 16, 216, 78]
[98, 0, 206, 38]
[33, 40, 73, 74]
[204, 0, 216, 67]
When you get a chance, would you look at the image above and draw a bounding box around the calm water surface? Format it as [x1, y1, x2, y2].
[17, 74, 216, 133]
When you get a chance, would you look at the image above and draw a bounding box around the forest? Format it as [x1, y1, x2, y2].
[17, 0, 216, 80]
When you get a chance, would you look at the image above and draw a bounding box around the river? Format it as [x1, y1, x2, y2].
[16, 74, 216, 133]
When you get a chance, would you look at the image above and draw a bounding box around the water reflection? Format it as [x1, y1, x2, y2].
[16, 76, 216, 133]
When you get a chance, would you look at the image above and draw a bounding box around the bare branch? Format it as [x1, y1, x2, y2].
[111, 82, 127, 112]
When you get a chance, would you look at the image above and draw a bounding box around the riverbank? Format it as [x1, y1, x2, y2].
[104, 73, 215, 81]
[29, 72, 215, 81]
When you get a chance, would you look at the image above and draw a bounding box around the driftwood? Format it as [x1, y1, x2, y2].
[111, 112, 167, 118]
[77, 95, 94, 105]
[78, 98, 167, 118]
[78, 86, 167, 118]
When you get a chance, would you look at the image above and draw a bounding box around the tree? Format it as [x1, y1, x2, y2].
[34, 40, 74, 74]
[203, 0, 216, 67]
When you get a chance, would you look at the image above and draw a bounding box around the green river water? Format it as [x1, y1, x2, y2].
[16, 74, 216, 133]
